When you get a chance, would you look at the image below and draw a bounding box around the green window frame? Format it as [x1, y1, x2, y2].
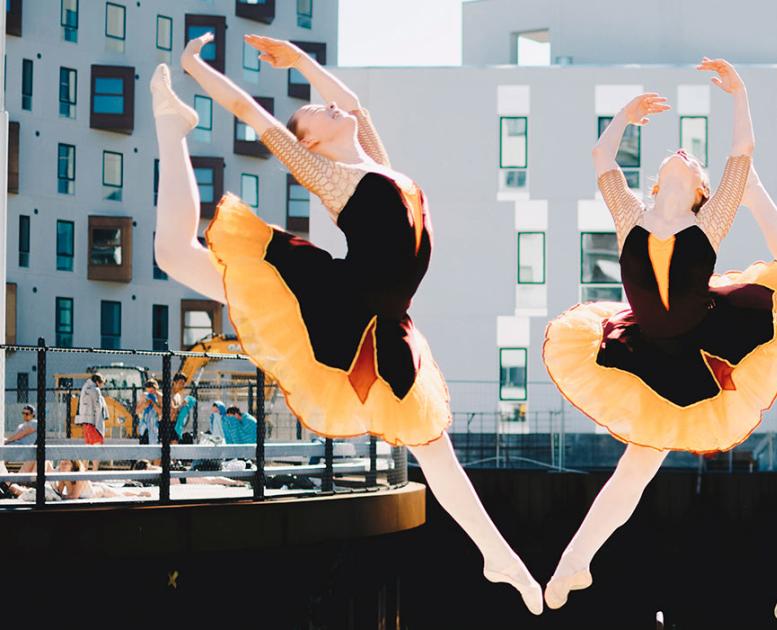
[59, 66, 77, 118]
[580, 231, 621, 284]
[499, 116, 527, 168]
[297, 0, 313, 29]
[56, 297, 74, 348]
[598, 116, 640, 188]
[242, 41, 260, 72]
[57, 143, 76, 195]
[194, 167, 214, 203]
[516, 231, 545, 284]
[100, 300, 121, 349]
[105, 2, 126, 41]
[156, 15, 172, 51]
[152, 231, 167, 280]
[21, 58, 32, 110]
[241, 173, 259, 208]
[56, 220, 74, 271]
[499, 347, 527, 401]
[102, 150, 123, 201]
[19, 215, 30, 267]
[152, 304, 169, 351]
[153, 159, 159, 206]
[61, 0, 79, 42]
[679, 115, 708, 167]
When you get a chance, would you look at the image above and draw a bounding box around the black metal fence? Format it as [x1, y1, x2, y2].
[0, 340, 408, 508]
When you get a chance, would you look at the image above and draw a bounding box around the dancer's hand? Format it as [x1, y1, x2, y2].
[244, 35, 303, 68]
[181, 32, 214, 71]
[622, 93, 670, 126]
[697, 57, 746, 94]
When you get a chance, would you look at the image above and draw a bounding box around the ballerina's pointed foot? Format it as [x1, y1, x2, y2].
[483, 562, 544, 616]
[150, 63, 198, 130]
[544, 567, 593, 610]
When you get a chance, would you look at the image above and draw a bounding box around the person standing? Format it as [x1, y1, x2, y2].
[75, 374, 108, 471]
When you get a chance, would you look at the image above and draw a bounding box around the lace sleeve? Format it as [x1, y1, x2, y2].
[261, 125, 365, 216]
[597, 168, 644, 252]
[351, 108, 391, 168]
[696, 154, 752, 250]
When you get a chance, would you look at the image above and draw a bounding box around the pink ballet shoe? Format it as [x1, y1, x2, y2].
[544, 567, 593, 610]
[150, 63, 198, 130]
[484, 562, 544, 616]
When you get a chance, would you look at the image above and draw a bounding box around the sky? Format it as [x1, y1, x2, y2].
[338, 0, 464, 67]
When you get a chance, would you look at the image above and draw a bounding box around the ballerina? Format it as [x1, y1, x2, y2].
[542, 57, 777, 609]
[150, 34, 543, 614]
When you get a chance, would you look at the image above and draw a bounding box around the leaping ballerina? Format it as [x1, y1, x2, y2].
[542, 58, 777, 609]
[150, 34, 543, 614]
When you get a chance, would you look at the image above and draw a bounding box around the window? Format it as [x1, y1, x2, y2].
[517, 232, 545, 284]
[190, 156, 224, 218]
[181, 299, 222, 347]
[499, 348, 527, 401]
[156, 15, 172, 51]
[16, 372, 28, 403]
[57, 143, 75, 194]
[241, 174, 259, 208]
[235, 0, 275, 24]
[105, 2, 126, 40]
[152, 304, 168, 351]
[153, 158, 159, 205]
[598, 116, 640, 188]
[287, 174, 309, 232]
[184, 15, 226, 73]
[59, 67, 77, 118]
[152, 232, 167, 280]
[56, 297, 74, 347]
[242, 41, 260, 81]
[102, 151, 123, 201]
[90, 65, 135, 133]
[100, 300, 121, 349]
[193, 95, 212, 143]
[88, 215, 133, 282]
[8, 121, 19, 193]
[680, 116, 708, 167]
[6, 284, 17, 345]
[512, 30, 550, 66]
[580, 232, 622, 302]
[18, 215, 29, 267]
[56, 220, 74, 271]
[288, 41, 326, 99]
[6, 0, 21, 37]
[297, 0, 312, 29]
[234, 97, 273, 158]
[61, 0, 78, 42]
[500, 117, 527, 168]
[21, 58, 32, 110]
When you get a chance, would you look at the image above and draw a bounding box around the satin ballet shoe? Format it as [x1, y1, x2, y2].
[484, 563, 544, 616]
[544, 567, 593, 610]
[150, 63, 198, 129]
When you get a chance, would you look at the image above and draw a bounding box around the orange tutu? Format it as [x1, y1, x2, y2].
[543, 261, 777, 454]
[205, 193, 451, 447]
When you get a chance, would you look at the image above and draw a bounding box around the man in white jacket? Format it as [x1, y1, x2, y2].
[75, 373, 108, 471]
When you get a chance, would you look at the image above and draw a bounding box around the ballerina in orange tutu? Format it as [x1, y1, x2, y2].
[543, 58, 777, 608]
[150, 34, 543, 614]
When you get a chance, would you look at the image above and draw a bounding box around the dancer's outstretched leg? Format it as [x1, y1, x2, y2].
[409, 433, 543, 615]
[150, 64, 226, 304]
[545, 443, 666, 609]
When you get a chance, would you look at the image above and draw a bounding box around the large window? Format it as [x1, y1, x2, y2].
[287, 174, 309, 232]
[499, 348, 527, 401]
[88, 215, 133, 282]
[193, 95, 213, 143]
[190, 156, 224, 218]
[156, 15, 172, 51]
[598, 116, 640, 188]
[181, 300, 222, 347]
[56, 297, 74, 347]
[18, 215, 30, 267]
[105, 2, 126, 40]
[6, 0, 22, 37]
[21, 58, 32, 110]
[517, 232, 545, 284]
[152, 304, 168, 351]
[102, 150, 123, 201]
[512, 29, 550, 66]
[580, 232, 623, 302]
[242, 41, 261, 81]
[499, 116, 528, 192]
[153, 158, 159, 205]
[57, 143, 76, 195]
[8, 121, 19, 193]
[680, 116, 708, 167]
[288, 41, 326, 99]
[90, 65, 135, 133]
[59, 67, 77, 118]
[235, 0, 275, 24]
[184, 14, 226, 73]
[61, 0, 78, 42]
[56, 220, 74, 271]
[6, 284, 17, 345]
[241, 174, 259, 208]
[100, 300, 121, 349]
[297, 0, 312, 29]
[234, 97, 273, 158]
[152, 232, 167, 280]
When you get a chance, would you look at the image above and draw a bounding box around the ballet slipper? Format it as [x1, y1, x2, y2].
[544, 566, 593, 610]
[483, 561, 544, 616]
[150, 63, 198, 129]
